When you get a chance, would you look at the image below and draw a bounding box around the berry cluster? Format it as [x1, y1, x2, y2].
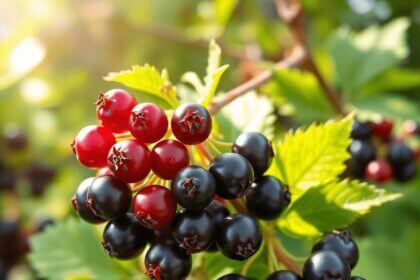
[347, 118, 418, 184]
[72, 89, 295, 279]
[217, 231, 364, 280]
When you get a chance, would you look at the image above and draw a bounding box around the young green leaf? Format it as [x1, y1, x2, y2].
[29, 218, 136, 280]
[267, 114, 353, 197]
[181, 40, 229, 106]
[104, 64, 179, 109]
[329, 18, 410, 94]
[264, 68, 335, 122]
[279, 180, 402, 238]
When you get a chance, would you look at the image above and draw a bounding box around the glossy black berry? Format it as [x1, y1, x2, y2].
[245, 176, 291, 220]
[312, 231, 359, 269]
[145, 242, 192, 280]
[171, 166, 216, 210]
[217, 273, 253, 280]
[216, 214, 262, 260]
[71, 177, 105, 224]
[349, 140, 376, 165]
[232, 132, 274, 176]
[172, 209, 216, 253]
[266, 270, 303, 280]
[102, 214, 150, 260]
[205, 200, 230, 251]
[351, 120, 372, 140]
[303, 250, 351, 280]
[209, 153, 254, 199]
[387, 142, 414, 166]
[25, 164, 56, 196]
[86, 175, 131, 220]
[0, 220, 23, 266]
[393, 161, 416, 182]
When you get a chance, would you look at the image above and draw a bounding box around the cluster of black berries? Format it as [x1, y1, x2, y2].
[347, 118, 418, 184]
[71, 89, 295, 279]
[218, 231, 364, 280]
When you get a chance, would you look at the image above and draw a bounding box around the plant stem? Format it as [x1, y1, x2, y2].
[229, 199, 248, 214]
[208, 46, 305, 115]
[271, 238, 302, 275]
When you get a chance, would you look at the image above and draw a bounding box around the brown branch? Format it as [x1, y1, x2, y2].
[208, 45, 306, 115]
[275, 0, 346, 115]
[135, 23, 250, 61]
[272, 238, 302, 275]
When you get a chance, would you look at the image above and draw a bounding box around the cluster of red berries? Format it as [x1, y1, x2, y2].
[347, 118, 418, 184]
[71, 89, 297, 279]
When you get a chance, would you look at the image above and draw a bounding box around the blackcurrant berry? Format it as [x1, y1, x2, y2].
[0, 220, 24, 266]
[393, 162, 416, 182]
[151, 225, 174, 244]
[245, 176, 290, 220]
[232, 132, 274, 176]
[209, 153, 254, 199]
[216, 214, 262, 260]
[172, 209, 216, 253]
[205, 200, 230, 251]
[102, 213, 150, 260]
[71, 177, 105, 224]
[0, 167, 16, 192]
[3, 125, 27, 150]
[133, 185, 176, 229]
[96, 89, 137, 133]
[25, 164, 56, 197]
[303, 250, 351, 280]
[72, 125, 116, 168]
[107, 140, 151, 183]
[151, 140, 190, 180]
[349, 140, 376, 165]
[86, 175, 131, 220]
[364, 160, 393, 183]
[129, 103, 168, 143]
[351, 120, 372, 140]
[217, 273, 253, 280]
[387, 142, 414, 166]
[171, 102, 212, 145]
[266, 270, 302, 280]
[171, 166, 216, 209]
[312, 231, 359, 269]
[372, 119, 393, 140]
[145, 242, 192, 280]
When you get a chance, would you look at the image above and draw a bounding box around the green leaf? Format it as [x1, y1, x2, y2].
[182, 40, 229, 106]
[362, 68, 420, 95]
[104, 64, 179, 109]
[328, 18, 410, 93]
[29, 218, 133, 280]
[279, 180, 402, 238]
[267, 115, 353, 197]
[264, 68, 335, 123]
[214, 0, 239, 26]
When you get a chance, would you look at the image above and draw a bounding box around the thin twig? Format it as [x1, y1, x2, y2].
[275, 0, 346, 115]
[229, 199, 248, 214]
[208, 45, 306, 115]
[272, 238, 302, 275]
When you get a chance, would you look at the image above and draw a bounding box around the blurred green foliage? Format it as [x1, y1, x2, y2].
[0, 0, 419, 279]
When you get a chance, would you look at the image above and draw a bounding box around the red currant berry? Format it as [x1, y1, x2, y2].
[171, 102, 212, 145]
[129, 103, 168, 143]
[372, 119, 393, 140]
[365, 160, 393, 183]
[96, 89, 137, 133]
[97, 167, 112, 176]
[133, 185, 176, 229]
[73, 126, 116, 168]
[151, 140, 190, 180]
[107, 140, 151, 183]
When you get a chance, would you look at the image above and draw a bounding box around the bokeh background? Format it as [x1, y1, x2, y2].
[0, 0, 419, 279]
